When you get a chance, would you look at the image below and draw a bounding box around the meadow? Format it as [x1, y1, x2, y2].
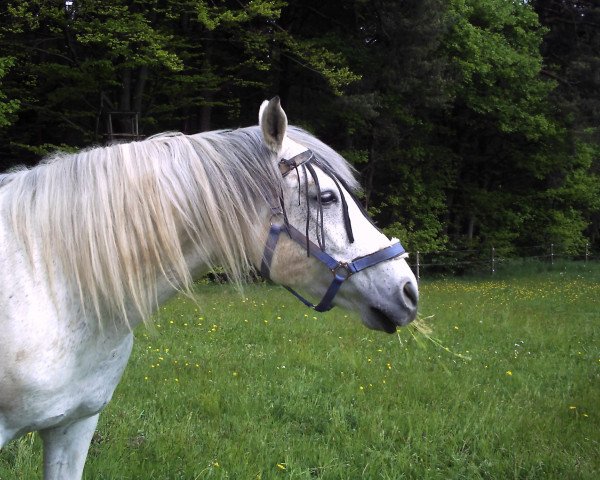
[1, 262, 598, 479]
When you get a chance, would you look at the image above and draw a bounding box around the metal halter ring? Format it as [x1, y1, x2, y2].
[332, 262, 352, 280]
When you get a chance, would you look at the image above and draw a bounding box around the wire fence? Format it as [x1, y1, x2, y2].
[412, 243, 599, 281]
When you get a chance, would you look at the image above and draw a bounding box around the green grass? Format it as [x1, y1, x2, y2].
[1, 263, 599, 479]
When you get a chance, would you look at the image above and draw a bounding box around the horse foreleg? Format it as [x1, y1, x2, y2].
[39, 414, 99, 480]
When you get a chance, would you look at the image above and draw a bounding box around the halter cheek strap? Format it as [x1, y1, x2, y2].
[260, 219, 406, 312]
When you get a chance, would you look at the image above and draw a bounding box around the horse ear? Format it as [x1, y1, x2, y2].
[259, 96, 287, 153]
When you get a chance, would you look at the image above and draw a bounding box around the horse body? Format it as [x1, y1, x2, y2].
[0, 98, 417, 479]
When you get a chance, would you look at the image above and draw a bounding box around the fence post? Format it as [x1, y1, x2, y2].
[416, 250, 420, 283]
[491, 246, 496, 275]
[550, 243, 554, 266]
[585, 243, 589, 264]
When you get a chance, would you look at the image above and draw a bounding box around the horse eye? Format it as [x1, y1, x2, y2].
[319, 190, 337, 204]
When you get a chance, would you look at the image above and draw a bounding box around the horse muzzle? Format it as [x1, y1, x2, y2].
[361, 279, 419, 333]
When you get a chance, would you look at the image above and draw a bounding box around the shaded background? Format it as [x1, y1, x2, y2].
[0, 0, 598, 258]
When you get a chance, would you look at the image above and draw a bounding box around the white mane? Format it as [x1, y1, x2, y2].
[0, 126, 358, 327]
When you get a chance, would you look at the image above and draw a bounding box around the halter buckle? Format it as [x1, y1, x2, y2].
[279, 150, 314, 177]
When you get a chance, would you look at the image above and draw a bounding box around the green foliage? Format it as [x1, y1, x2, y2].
[274, 31, 362, 95]
[75, 4, 183, 71]
[10, 142, 79, 157]
[0, 57, 19, 128]
[447, 0, 555, 140]
[195, 0, 285, 30]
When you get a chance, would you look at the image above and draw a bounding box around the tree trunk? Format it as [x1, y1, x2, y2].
[199, 94, 213, 132]
[199, 31, 214, 132]
[132, 65, 149, 115]
[120, 68, 131, 112]
[364, 136, 376, 210]
[467, 215, 476, 241]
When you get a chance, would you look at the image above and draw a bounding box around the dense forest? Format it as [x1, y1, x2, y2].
[0, 0, 598, 257]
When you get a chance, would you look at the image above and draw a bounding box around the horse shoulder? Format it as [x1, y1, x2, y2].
[0, 217, 134, 442]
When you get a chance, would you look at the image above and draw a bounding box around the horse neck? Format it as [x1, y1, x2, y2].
[6, 135, 274, 331]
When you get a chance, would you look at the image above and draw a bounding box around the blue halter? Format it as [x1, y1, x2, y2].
[260, 150, 406, 312]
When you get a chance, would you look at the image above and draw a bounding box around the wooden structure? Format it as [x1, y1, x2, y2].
[104, 111, 142, 143]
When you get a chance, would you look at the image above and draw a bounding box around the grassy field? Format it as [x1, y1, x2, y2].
[1, 262, 598, 479]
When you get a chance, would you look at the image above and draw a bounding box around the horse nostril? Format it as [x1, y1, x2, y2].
[402, 281, 418, 310]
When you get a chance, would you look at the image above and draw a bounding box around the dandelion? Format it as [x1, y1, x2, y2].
[276, 463, 286, 471]
[506, 371, 513, 376]
[569, 406, 577, 410]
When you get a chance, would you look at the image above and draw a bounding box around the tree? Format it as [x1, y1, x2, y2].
[0, 0, 359, 169]
[440, 0, 560, 252]
[0, 57, 19, 128]
[532, 0, 600, 249]
[275, 0, 457, 252]
[0, 0, 185, 166]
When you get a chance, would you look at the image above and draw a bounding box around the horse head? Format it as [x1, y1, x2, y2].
[256, 97, 418, 333]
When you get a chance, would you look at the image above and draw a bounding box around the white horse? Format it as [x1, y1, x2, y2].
[0, 98, 417, 479]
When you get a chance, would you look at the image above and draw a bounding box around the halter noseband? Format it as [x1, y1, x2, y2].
[260, 150, 406, 313]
